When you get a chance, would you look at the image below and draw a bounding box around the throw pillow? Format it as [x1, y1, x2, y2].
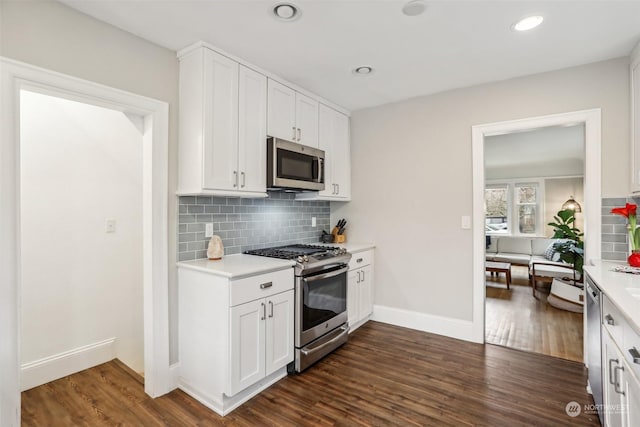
[545, 241, 561, 262]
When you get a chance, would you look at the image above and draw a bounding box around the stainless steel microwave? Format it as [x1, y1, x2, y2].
[267, 137, 325, 191]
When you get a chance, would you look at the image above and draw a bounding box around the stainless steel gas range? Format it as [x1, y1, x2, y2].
[244, 244, 351, 373]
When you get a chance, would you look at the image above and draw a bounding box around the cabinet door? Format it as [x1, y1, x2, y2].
[331, 110, 351, 199]
[632, 57, 640, 193]
[627, 365, 640, 427]
[604, 331, 626, 427]
[318, 104, 335, 197]
[265, 290, 294, 375]
[347, 269, 359, 326]
[202, 49, 239, 190]
[267, 79, 296, 141]
[358, 265, 373, 319]
[229, 299, 265, 396]
[295, 93, 319, 147]
[238, 65, 267, 193]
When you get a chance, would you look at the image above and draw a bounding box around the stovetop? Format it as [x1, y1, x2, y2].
[244, 244, 344, 260]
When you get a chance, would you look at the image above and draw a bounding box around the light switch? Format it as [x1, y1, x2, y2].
[105, 218, 116, 233]
[205, 223, 214, 238]
[311, 217, 317, 227]
[461, 215, 471, 230]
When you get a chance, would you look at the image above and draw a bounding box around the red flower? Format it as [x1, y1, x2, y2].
[611, 203, 638, 218]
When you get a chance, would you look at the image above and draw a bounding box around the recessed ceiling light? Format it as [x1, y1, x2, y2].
[272, 3, 300, 21]
[512, 15, 544, 31]
[353, 66, 374, 76]
[402, 0, 427, 17]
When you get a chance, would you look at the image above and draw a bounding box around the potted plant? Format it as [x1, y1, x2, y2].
[547, 209, 584, 282]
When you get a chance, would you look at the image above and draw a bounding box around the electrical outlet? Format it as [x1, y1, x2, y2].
[105, 218, 116, 233]
[311, 217, 317, 227]
[205, 223, 214, 238]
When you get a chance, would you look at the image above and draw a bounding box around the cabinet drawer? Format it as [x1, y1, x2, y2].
[623, 319, 640, 381]
[349, 249, 373, 270]
[230, 268, 293, 307]
[603, 295, 625, 345]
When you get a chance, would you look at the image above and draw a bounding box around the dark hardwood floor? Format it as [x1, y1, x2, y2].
[486, 265, 584, 362]
[22, 321, 599, 426]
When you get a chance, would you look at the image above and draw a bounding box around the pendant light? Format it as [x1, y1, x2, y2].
[561, 196, 582, 213]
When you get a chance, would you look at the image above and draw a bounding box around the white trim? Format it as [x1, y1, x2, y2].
[372, 305, 475, 342]
[21, 338, 116, 392]
[471, 109, 602, 344]
[169, 363, 181, 389]
[0, 57, 171, 427]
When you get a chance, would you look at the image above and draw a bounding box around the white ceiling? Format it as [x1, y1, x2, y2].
[57, 0, 640, 111]
[485, 124, 585, 179]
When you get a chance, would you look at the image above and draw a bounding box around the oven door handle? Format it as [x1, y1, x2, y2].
[303, 266, 349, 282]
[300, 324, 349, 356]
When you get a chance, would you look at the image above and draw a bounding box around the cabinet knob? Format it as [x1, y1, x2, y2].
[357, 258, 363, 263]
[630, 347, 640, 364]
[260, 281, 273, 289]
[605, 314, 615, 325]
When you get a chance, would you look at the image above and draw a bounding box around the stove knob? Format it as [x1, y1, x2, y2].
[297, 256, 305, 263]
[303, 255, 309, 262]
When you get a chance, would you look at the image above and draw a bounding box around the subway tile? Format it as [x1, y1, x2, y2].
[188, 205, 205, 214]
[179, 205, 188, 213]
[187, 223, 205, 233]
[602, 198, 628, 207]
[179, 214, 196, 224]
[196, 196, 213, 204]
[205, 205, 221, 214]
[213, 197, 227, 205]
[188, 241, 206, 251]
[196, 214, 213, 222]
[601, 243, 615, 252]
[180, 196, 196, 205]
[220, 206, 234, 213]
[178, 224, 187, 233]
[602, 234, 627, 243]
[602, 251, 628, 261]
[613, 224, 629, 234]
[178, 251, 196, 261]
[602, 215, 627, 225]
[179, 232, 197, 243]
[614, 243, 630, 252]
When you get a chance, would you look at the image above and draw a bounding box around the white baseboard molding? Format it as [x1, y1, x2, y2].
[169, 363, 180, 390]
[21, 337, 116, 391]
[372, 305, 475, 342]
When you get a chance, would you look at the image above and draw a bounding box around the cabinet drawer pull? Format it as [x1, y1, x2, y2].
[260, 282, 273, 289]
[605, 314, 615, 325]
[630, 347, 640, 364]
[233, 171, 238, 187]
[292, 126, 297, 140]
[357, 258, 363, 263]
[297, 127, 301, 141]
[241, 171, 246, 188]
[260, 302, 266, 320]
[268, 301, 274, 318]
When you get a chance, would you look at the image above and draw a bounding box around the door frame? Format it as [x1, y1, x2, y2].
[470, 109, 602, 345]
[0, 57, 171, 427]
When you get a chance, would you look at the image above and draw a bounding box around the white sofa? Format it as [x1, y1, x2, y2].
[486, 236, 579, 295]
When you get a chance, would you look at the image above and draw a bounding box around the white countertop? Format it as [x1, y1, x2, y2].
[177, 254, 295, 279]
[584, 260, 640, 332]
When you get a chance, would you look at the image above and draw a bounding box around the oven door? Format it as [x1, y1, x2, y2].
[296, 264, 348, 347]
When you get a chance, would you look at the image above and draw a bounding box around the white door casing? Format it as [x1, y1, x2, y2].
[0, 57, 171, 427]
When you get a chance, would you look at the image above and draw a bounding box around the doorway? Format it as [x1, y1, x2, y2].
[470, 109, 602, 364]
[482, 124, 585, 361]
[0, 58, 170, 427]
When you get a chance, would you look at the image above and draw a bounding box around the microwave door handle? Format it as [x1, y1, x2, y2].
[317, 157, 324, 183]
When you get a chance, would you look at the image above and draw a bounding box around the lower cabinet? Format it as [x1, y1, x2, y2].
[178, 266, 294, 416]
[601, 295, 640, 426]
[229, 289, 294, 396]
[347, 249, 374, 331]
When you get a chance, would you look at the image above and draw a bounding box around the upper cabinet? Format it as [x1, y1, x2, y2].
[630, 41, 640, 194]
[177, 42, 349, 198]
[178, 47, 267, 197]
[297, 104, 351, 201]
[267, 79, 319, 147]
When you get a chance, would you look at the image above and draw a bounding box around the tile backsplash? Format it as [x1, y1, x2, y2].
[602, 197, 631, 261]
[178, 192, 330, 261]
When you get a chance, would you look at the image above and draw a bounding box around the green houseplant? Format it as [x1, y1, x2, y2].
[547, 209, 584, 281]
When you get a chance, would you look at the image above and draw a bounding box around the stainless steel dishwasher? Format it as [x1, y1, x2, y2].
[585, 273, 603, 425]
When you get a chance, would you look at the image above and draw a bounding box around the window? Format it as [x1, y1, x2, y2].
[485, 180, 543, 236]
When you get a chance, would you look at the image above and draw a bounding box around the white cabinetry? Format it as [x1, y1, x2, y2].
[267, 79, 319, 147]
[178, 47, 267, 197]
[178, 266, 294, 415]
[297, 104, 351, 201]
[601, 294, 640, 426]
[347, 249, 374, 331]
[630, 41, 640, 193]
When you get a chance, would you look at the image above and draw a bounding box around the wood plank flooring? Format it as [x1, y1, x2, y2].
[485, 265, 584, 362]
[22, 321, 599, 426]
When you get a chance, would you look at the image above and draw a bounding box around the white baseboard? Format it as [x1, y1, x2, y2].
[21, 338, 116, 391]
[372, 305, 475, 342]
[169, 362, 180, 390]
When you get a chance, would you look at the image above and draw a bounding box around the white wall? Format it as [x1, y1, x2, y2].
[20, 91, 143, 378]
[0, 0, 180, 363]
[333, 57, 629, 323]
